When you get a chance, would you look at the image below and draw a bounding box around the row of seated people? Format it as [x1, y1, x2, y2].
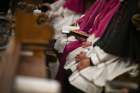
[43, 0, 140, 93]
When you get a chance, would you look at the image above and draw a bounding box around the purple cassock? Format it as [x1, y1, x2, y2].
[56, 0, 120, 87]
[63, 0, 86, 14]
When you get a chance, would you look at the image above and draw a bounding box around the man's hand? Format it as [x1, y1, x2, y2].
[75, 51, 87, 62]
[77, 57, 91, 71]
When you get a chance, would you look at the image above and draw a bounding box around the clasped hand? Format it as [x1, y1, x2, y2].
[75, 51, 91, 71]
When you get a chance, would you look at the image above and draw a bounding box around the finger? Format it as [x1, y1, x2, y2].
[78, 65, 86, 71]
[75, 57, 80, 62]
[82, 44, 88, 48]
[79, 65, 89, 71]
[76, 63, 81, 71]
[75, 55, 80, 60]
[80, 51, 86, 54]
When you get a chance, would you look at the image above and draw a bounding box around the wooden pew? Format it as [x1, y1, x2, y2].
[0, 36, 21, 93]
[0, 0, 54, 92]
[14, 0, 54, 78]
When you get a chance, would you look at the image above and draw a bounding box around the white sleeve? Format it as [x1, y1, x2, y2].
[89, 46, 117, 65]
[56, 7, 64, 15]
[87, 34, 99, 45]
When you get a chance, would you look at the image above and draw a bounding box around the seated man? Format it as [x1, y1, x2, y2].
[49, 0, 86, 39]
[63, 0, 140, 93]
[0, 0, 12, 50]
[55, 0, 120, 87]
